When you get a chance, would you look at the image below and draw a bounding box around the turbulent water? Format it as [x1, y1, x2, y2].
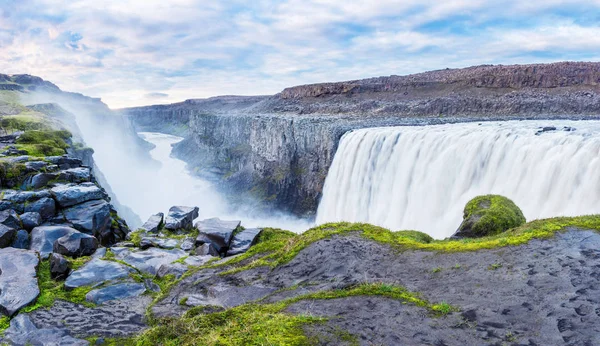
[316, 120, 600, 239]
[138, 132, 312, 232]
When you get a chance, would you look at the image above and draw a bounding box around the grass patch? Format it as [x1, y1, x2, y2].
[23, 256, 95, 313]
[15, 129, 72, 157]
[0, 315, 10, 335]
[133, 283, 454, 346]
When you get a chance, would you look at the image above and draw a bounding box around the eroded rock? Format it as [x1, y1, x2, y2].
[195, 217, 240, 253]
[227, 228, 262, 256]
[0, 224, 16, 248]
[140, 212, 163, 233]
[50, 253, 70, 281]
[65, 259, 132, 290]
[3, 314, 89, 346]
[0, 209, 22, 229]
[113, 247, 187, 275]
[30, 225, 79, 259]
[50, 183, 106, 208]
[62, 199, 111, 236]
[86, 283, 146, 305]
[0, 248, 39, 316]
[10, 229, 29, 249]
[20, 211, 42, 231]
[53, 232, 99, 258]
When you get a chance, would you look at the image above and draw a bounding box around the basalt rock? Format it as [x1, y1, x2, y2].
[62, 199, 111, 238]
[2, 314, 89, 345]
[195, 218, 240, 254]
[140, 212, 164, 233]
[49, 253, 70, 280]
[50, 183, 106, 208]
[0, 224, 16, 248]
[25, 197, 56, 220]
[30, 225, 79, 259]
[65, 258, 132, 290]
[164, 206, 199, 231]
[0, 248, 39, 316]
[10, 229, 29, 249]
[227, 228, 262, 256]
[20, 211, 42, 231]
[53, 232, 99, 258]
[0, 209, 22, 229]
[85, 283, 146, 305]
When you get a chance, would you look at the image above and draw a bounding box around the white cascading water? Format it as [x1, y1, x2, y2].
[316, 120, 600, 239]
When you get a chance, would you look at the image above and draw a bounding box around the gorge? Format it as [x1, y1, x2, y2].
[1, 62, 600, 345]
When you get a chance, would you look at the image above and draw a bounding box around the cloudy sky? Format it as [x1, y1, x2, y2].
[1, 0, 599, 108]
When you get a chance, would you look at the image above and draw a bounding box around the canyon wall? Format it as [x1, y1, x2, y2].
[124, 62, 600, 216]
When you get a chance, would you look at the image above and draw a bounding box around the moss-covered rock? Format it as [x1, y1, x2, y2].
[452, 195, 526, 238]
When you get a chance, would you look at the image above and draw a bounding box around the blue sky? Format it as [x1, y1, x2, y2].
[1, 0, 599, 108]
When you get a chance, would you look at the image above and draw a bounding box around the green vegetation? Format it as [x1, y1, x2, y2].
[0, 161, 27, 185]
[0, 315, 10, 335]
[23, 257, 95, 313]
[133, 283, 456, 346]
[15, 129, 72, 157]
[488, 263, 503, 270]
[459, 195, 526, 237]
[218, 215, 600, 275]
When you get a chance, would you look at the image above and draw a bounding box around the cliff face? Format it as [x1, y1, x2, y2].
[124, 62, 600, 216]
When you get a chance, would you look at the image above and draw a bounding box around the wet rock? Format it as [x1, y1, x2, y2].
[0, 248, 39, 316]
[25, 172, 58, 189]
[50, 183, 106, 208]
[20, 211, 42, 231]
[62, 199, 111, 237]
[194, 243, 219, 257]
[24, 160, 47, 171]
[535, 126, 557, 135]
[53, 232, 99, 258]
[227, 228, 262, 256]
[65, 259, 132, 290]
[50, 253, 70, 280]
[114, 247, 187, 275]
[164, 206, 199, 231]
[0, 209, 22, 229]
[59, 167, 91, 183]
[140, 237, 179, 250]
[3, 314, 89, 346]
[85, 283, 146, 305]
[156, 263, 188, 279]
[45, 155, 83, 170]
[25, 197, 56, 220]
[10, 229, 29, 249]
[30, 225, 79, 259]
[0, 224, 16, 248]
[180, 237, 195, 251]
[140, 212, 163, 233]
[195, 218, 240, 253]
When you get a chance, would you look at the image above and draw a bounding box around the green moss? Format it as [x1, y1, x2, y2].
[220, 216, 600, 275]
[15, 129, 71, 157]
[134, 283, 453, 346]
[0, 161, 27, 185]
[23, 257, 95, 313]
[0, 315, 10, 335]
[460, 195, 526, 237]
[129, 230, 144, 247]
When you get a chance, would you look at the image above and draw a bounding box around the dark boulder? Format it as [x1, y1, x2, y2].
[20, 212, 42, 231]
[49, 253, 70, 280]
[227, 228, 262, 256]
[53, 232, 99, 258]
[0, 248, 39, 316]
[24, 197, 56, 220]
[194, 243, 219, 257]
[164, 206, 199, 231]
[30, 225, 79, 259]
[85, 283, 146, 305]
[62, 199, 111, 237]
[451, 195, 526, 239]
[10, 229, 29, 249]
[50, 183, 106, 208]
[195, 218, 240, 253]
[140, 212, 164, 233]
[0, 209, 22, 229]
[45, 155, 82, 170]
[0, 224, 16, 248]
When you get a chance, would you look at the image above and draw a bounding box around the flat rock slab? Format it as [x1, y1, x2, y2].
[86, 283, 147, 305]
[140, 236, 179, 249]
[227, 228, 262, 256]
[195, 217, 240, 253]
[0, 248, 39, 316]
[30, 225, 79, 259]
[62, 199, 111, 236]
[114, 247, 187, 275]
[50, 184, 106, 208]
[29, 296, 151, 338]
[65, 258, 132, 290]
[2, 314, 89, 346]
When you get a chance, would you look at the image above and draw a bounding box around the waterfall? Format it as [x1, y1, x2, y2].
[316, 120, 600, 239]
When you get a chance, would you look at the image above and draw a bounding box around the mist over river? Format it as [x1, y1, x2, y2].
[136, 132, 312, 232]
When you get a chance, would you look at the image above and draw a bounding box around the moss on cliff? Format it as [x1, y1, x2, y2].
[15, 129, 72, 157]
